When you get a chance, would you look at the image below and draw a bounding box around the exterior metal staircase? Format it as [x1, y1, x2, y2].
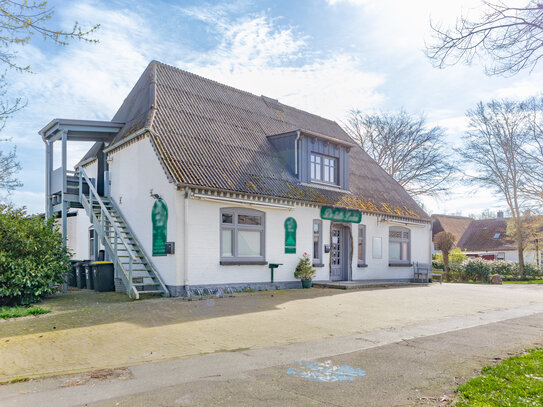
[78, 168, 169, 299]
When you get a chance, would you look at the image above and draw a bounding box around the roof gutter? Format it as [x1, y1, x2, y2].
[192, 192, 294, 210]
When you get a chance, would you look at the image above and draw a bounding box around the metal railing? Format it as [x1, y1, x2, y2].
[78, 167, 139, 299]
[108, 198, 170, 297]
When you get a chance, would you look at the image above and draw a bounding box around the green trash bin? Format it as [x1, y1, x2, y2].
[84, 262, 94, 290]
[67, 260, 80, 287]
[91, 261, 115, 292]
[75, 262, 87, 289]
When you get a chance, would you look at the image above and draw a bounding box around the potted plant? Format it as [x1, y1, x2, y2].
[294, 253, 316, 288]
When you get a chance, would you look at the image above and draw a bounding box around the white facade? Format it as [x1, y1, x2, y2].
[466, 250, 539, 264]
[67, 136, 432, 295]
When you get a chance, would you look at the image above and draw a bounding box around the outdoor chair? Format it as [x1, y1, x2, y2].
[413, 262, 431, 283]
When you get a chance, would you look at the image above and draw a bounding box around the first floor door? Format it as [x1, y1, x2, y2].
[330, 224, 350, 281]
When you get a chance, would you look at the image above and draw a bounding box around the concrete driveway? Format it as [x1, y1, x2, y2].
[1, 283, 543, 383]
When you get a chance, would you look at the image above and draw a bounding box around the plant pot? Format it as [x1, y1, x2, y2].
[301, 279, 312, 289]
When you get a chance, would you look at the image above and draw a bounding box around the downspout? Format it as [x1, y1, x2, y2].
[294, 130, 301, 176]
[184, 187, 190, 292]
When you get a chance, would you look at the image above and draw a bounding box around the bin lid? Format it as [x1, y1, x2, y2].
[90, 261, 114, 265]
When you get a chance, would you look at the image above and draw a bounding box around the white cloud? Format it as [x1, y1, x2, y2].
[326, 0, 368, 5]
[176, 8, 385, 119]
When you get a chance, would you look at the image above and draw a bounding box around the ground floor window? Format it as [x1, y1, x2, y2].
[313, 219, 322, 265]
[358, 225, 366, 266]
[389, 227, 410, 264]
[220, 208, 265, 263]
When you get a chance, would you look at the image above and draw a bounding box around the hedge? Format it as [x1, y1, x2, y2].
[433, 258, 542, 283]
[0, 206, 71, 306]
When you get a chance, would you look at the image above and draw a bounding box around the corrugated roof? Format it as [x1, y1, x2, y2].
[457, 218, 516, 252]
[432, 214, 473, 245]
[88, 61, 429, 220]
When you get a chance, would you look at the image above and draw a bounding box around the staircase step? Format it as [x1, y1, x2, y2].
[136, 290, 164, 295]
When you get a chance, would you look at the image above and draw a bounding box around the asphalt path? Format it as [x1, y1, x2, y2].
[1, 302, 542, 407]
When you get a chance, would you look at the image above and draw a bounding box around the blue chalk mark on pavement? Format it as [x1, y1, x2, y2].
[287, 360, 366, 382]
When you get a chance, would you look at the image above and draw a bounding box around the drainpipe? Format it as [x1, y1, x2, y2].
[183, 187, 190, 291]
[294, 130, 301, 176]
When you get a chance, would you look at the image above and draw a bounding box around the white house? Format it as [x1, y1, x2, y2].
[40, 61, 432, 298]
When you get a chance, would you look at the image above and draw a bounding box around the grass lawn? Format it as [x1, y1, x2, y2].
[0, 305, 51, 319]
[456, 348, 543, 406]
[503, 279, 543, 284]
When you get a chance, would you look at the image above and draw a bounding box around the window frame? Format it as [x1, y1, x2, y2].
[310, 152, 338, 185]
[220, 208, 266, 265]
[313, 219, 323, 266]
[357, 224, 367, 267]
[388, 226, 411, 266]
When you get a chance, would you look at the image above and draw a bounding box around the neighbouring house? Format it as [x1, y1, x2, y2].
[431, 214, 472, 252]
[40, 61, 432, 298]
[431, 213, 541, 265]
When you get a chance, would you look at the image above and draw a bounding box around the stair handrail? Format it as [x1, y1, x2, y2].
[108, 197, 170, 297]
[79, 168, 138, 262]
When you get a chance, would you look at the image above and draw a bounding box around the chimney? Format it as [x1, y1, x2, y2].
[497, 210, 504, 219]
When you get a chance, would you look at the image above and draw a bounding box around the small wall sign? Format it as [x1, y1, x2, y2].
[320, 206, 361, 223]
[152, 199, 168, 256]
[284, 217, 297, 254]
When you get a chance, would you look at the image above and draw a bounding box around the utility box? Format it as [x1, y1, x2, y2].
[165, 242, 175, 255]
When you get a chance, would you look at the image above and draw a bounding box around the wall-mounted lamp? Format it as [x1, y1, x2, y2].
[150, 189, 162, 200]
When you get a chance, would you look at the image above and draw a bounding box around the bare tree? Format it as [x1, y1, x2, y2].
[0, 1, 98, 197]
[460, 99, 531, 277]
[344, 109, 455, 197]
[434, 231, 456, 274]
[426, 1, 543, 76]
[507, 213, 543, 271]
[521, 97, 543, 204]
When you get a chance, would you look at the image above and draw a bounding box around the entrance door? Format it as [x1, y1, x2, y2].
[331, 225, 350, 281]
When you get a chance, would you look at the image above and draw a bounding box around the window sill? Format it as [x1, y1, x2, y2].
[313, 263, 325, 268]
[220, 260, 268, 266]
[357, 263, 368, 268]
[389, 263, 412, 267]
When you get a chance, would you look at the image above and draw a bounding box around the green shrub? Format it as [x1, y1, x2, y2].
[523, 263, 542, 277]
[490, 260, 515, 276]
[433, 248, 467, 265]
[464, 258, 492, 282]
[0, 206, 71, 306]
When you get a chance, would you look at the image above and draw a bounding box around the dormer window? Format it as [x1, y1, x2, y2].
[267, 129, 355, 190]
[311, 153, 338, 185]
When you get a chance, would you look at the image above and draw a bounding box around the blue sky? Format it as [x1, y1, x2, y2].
[4, 0, 542, 214]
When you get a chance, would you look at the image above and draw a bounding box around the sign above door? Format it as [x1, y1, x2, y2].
[320, 206, 361, 223]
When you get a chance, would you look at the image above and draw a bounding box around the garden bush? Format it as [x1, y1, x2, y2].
[442, 257, 542, 283]
[0, 205, 71, 306]
[463, 258, 492, 282]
